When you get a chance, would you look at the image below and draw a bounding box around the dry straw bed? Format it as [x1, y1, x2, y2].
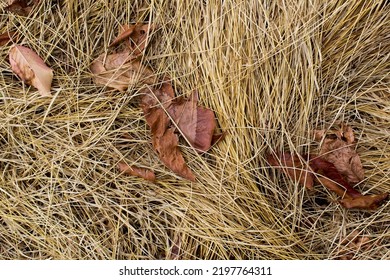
[0, 0, 389, 259]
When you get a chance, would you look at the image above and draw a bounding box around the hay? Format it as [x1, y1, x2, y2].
[0, 0, 389, 259]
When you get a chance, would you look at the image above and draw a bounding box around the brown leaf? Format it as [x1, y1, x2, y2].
[309, 156, 361, 198]
[90, 52, 156, 91]
[314, 123, 364, 185]
[167, 234, 182, 260]
[109, 23, 155, 56]
[267, 152, 314, 190]
[141, 89, 195, 181]
[268, 152, 388, 210]
[167, 92, 218, 152]
[0, 31, 16, 46]
[9, 45, 53, 97]
[337, 230, 373, 260]
[143, 82, 220, 153]
[5, 0, 38, 16]
[117, 161, 156, 181]
[339, 193, 388, 210]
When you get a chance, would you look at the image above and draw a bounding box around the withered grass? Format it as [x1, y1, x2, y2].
[0, 0, 389, 259]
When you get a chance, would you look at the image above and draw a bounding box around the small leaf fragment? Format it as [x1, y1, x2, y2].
[337, 230, 373, 260]
[0, 31, 16, 46]
[117, 161, 156, 181]
[267, 152, 314, 190]
[9, 45, 53, 97]
[167, 234, 182, 260]
[339, 193, 389, 210]
[109, 23, 155, 56]
[5, 0, 39, 16]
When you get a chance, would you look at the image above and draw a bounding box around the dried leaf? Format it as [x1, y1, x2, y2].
[309, 156, 361, 198]
[268, 152, 388, 210]
[117, 161, 156, 181]
[109, 23, 155, 56]
[339, 193, 388, 210]
[9, 45, 53, 97]
[167, 92, 218, 152]
[141, 89, 195, 181]
[168, 234, 181, 260]
[90, 52, 156, 91]
[337, 230, 373, 260]
[267, 152, 314, 190]
[143, 82, 221, 153]
[314, 123, 364, 185]
[5, 0, 38, 16]
[109, 25, 136, 47]
[0, 31, 16, 46]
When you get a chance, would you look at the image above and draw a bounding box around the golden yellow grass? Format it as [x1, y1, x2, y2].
[0, 0, 389, 259]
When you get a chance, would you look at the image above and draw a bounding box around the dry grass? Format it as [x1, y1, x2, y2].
[0, 0, 389, 259]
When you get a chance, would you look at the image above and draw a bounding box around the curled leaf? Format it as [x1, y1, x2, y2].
[109, 23, 155, 56]
[90, 52, 156, 91]
[9, 45, 53, 97]
[314, 123, 364, 185]
[267, 152, 388, 210]
[309, 156, 361, 198]
[339, 193, 388, 210]
[117, 161, 156, 181]
[143, 82, 221, 153]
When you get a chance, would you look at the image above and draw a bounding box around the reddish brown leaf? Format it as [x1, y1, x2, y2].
[90, 52, 156, 91]
[337, 230, 373, 260]
[168, 234, 182, 260]
[143, 82, 220, 153]
[109, 25, 136, 47]
[267, 152, 314, 190]
[141, 88, 196, 181]
[5, 0, 38, 16]
[0, 31, 16, 46]
[166, 92, 217, 153]
[314, 123, 364, 185]
[9, 45, 53, 96]
[117, 161, 156, 181]
[309, 156, 361, 198]
[109, 23, 155, 56]
[268, 151, 388, 210]
[339, 193, 388, 210]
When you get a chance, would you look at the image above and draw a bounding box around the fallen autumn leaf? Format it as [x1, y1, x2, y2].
[267, 152, 388, 210]
[117, 161, 156, 181]
[90, 52, 156, 91]
[314, 123, 364, 185]
[141, 87, 196, 181]
[0, 31, 16, 46]
[109, 23, 155, 56]
[9, 45, 53, 97]
[5, 0, 39, 16]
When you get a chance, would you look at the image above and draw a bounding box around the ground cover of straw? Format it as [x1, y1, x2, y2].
[0, 0, 389, 259]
